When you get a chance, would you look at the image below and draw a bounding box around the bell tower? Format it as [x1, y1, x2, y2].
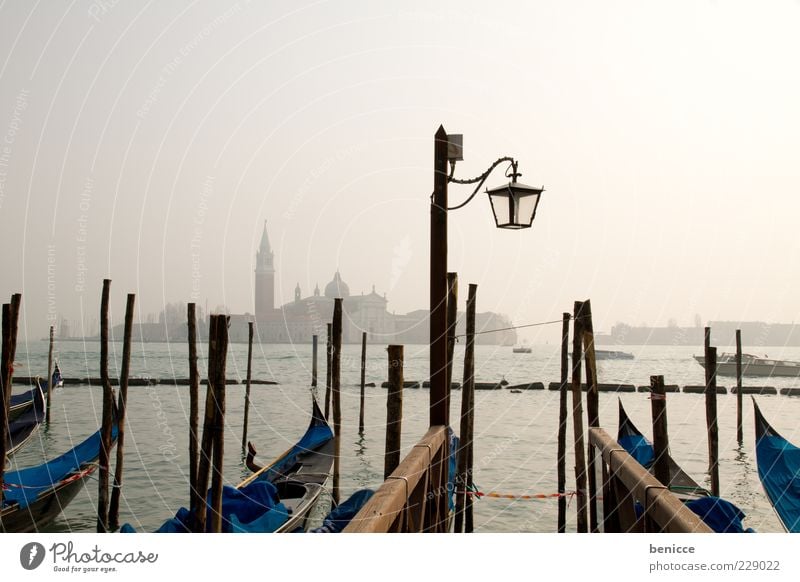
[255, 220, 275, 320]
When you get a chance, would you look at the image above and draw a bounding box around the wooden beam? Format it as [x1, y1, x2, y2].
[385, 345, 403, 480]
[557, 312, 569, 532]
[109, 293, 135, 531]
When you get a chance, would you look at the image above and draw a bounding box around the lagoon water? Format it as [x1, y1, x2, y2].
[9, 339, 800, 533]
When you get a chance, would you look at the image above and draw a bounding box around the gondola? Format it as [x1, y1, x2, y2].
[123, 394, 334, 533]
[753, 399, 800, 532]
[6, 383, 45, 457]
[0, 406, 119, 533]
[618, 400, 752, 532]
[9, 383, 42, 422]
[8, 368, 60, 422]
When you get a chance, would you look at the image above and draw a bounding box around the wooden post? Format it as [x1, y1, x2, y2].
[241, 321, 254, 453]
[0, 304, 9, 505]
[325, 323, 332, 420]
[571, 301, 588, 533]
[0, 297, 22, 504]
[331, 299, 343, 505]
[97, 280, 113, 532]
[445, 272, 458, 420]
[385, 345, 404, 479]
[705, 346, 720, 497]
[46, 325, 54, 423]
[430, 125, 449, 428]
[557, 312, 569, 533]
[736, 329, 743, 443]
[650, 375, 670, 487]
[359, 331, 367, 434]
[192, 314, 220, 533]
[109, 293, 135, 531]
[187, 303, 201, 517]
[209, 314, 229, 534]
[312, 334, 318, 388]
[455, 284, 477, 533]
[580, 300, 600, 532]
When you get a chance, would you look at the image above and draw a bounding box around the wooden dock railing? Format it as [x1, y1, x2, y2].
[589, 427, 712, 533]
[345, 425, 450, 532]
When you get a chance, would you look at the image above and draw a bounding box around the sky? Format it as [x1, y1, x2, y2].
[1, 0, 800, 343]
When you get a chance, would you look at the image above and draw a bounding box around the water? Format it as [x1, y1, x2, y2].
[8, 340, 800, 533]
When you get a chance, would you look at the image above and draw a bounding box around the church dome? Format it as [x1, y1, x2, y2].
[324, 271, 350, 298]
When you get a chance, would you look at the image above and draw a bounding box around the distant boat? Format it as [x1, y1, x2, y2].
[595, 350, 634, 360]
[694, 353, 800, 377]
[512, 341, 531, 354]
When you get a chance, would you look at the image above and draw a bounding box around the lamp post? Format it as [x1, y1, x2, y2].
[429, 125, 544, 427]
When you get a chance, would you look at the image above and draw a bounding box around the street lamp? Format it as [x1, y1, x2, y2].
[429, 125, 544, 428]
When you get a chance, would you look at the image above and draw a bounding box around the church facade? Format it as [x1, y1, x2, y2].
[241, 222, 516, 346]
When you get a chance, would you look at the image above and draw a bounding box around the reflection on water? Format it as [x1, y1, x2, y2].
[7, 341, 800, 532]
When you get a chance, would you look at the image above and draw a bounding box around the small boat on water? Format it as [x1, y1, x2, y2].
[512, 342, 532, 354]
[753, 400, 800, 532]
[595, 350, 634, 360]
[617, 400, 752, 532]
[694, 352, 800, 377]
[1, 405, 118, 533]
[124, 395, 333, 533]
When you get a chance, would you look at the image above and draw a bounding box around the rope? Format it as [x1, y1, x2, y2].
[454, 315, 586, 340]
[461, 490, 578, 501]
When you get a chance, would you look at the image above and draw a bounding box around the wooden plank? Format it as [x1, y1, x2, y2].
[589, 428, 712, 533]
[345, 426, 446, 533]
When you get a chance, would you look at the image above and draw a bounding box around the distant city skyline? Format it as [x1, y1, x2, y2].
[1, 2, 799, 347]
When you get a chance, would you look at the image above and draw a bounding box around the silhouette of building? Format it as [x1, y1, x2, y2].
[246, 221, 516, 345]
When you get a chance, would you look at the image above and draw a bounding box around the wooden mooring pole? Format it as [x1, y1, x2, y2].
[385, 345, 404, 480]
[46, 325, 54, 423]
[97, 280, 113, 532]
[455, 283, 477, 533]
[331, 299, 343, 505]
[241, 321, 254, 453]
[187, 303, 201, 517]
[359, 331, 367, 434]
[736, 329, 743, 443]
[581, 300, 600, 533]
[109, 293, 135, 532]
[557, 312, 569, 533]
[311, 334, 318, 388]
[650, 375, 670, 487]
[0, 296, 22, 505]
[325, 323, 332, 420]
[445, 272, 458, 417]
[209, 314, 230, 533]
[192, 314, 218, 532]
[705, 345, 720, 497]
[571, 300, 588, 533]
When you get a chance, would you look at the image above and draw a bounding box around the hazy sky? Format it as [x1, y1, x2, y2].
[1, 0, 799, 343]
